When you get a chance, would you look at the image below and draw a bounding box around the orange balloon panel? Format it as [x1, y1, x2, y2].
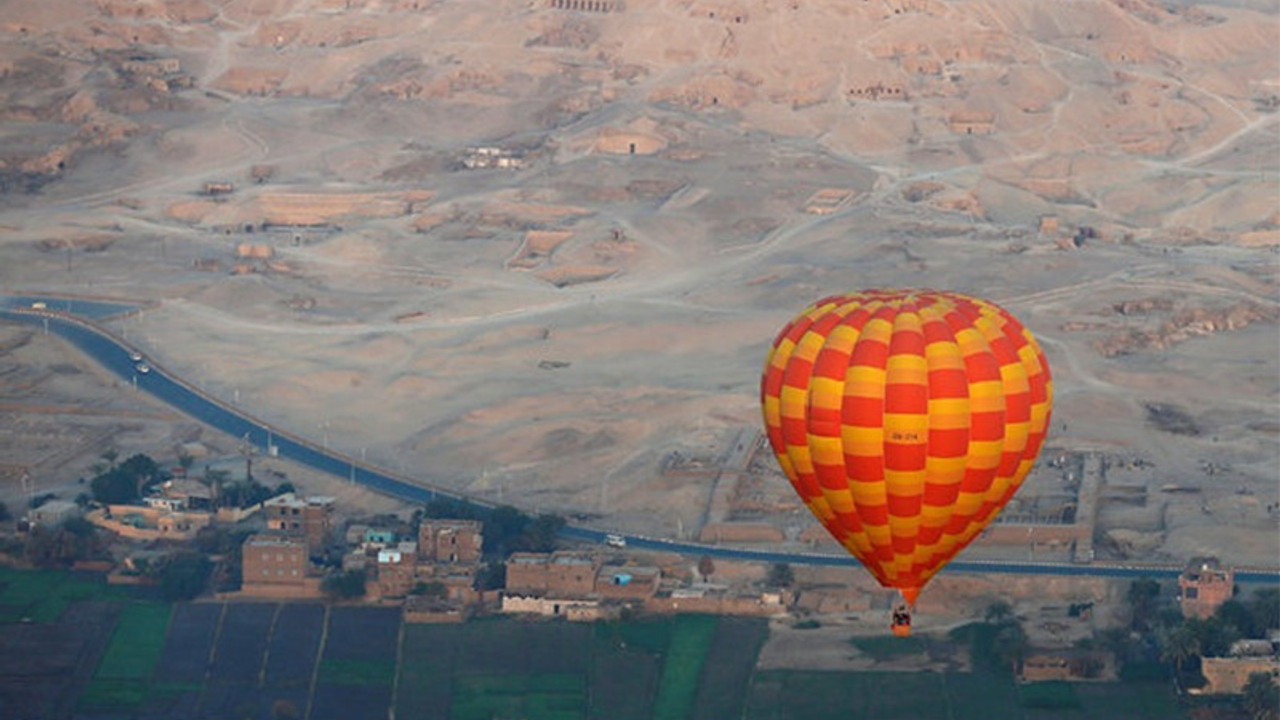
[761, 290, 1052, 603]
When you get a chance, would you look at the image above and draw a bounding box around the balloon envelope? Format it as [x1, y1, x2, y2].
[761, 290, 1052, 604]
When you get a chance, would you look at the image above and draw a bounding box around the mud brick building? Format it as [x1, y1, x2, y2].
[264, 493, 334, 556]
[418, 519, 482, 565]
[1178, 557, 1234, 619]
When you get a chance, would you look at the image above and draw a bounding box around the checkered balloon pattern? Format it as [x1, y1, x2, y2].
[761, 290, 1052, 604]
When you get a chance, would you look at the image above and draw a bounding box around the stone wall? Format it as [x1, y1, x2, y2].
[643, 593, 786, 617]
[1200, 656, 1280, 695]
[89, 506, 211, 541]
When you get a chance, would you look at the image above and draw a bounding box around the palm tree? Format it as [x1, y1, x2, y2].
[205, 469, 230, 508]
[1159, 623, 1200, 675]
[1243, 672, 1279, 720]
[992, 622, 1029, 674]
[985, 600, 1014, 625]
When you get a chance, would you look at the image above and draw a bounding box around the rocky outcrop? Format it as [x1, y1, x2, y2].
[1092, 302, 1278, 357]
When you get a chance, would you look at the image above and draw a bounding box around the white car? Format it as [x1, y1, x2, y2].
[605, 534, 626, 548]
[129, 351, 143, 362]
[135, 363, 151, 374]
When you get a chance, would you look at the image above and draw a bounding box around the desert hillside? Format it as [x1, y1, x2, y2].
[0, 0, 1276, 565]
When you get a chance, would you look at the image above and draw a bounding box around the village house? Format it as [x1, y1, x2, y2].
[1178, 556, 1234, 619]
[143, 478, 213, 512]
[418, 518, 483, 565]
[344, 517, 486, 605]
[501, 594, 608, 621]
[505, 552, 598, 596]
[241, 534, 323, 598]
[264, 493, 334, 556]
[500, 551, 670, 620]
[374, 541, 419, 598]
[27, 500, 80, 528]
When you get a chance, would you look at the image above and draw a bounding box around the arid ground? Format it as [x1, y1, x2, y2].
[1, 0, 1277, 572]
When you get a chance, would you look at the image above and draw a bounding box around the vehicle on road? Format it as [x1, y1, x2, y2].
[30, 302, 46, 310]
[129, 351, 143, 362]
[135, 363, 151, 374]
[605, 534, 626, 548]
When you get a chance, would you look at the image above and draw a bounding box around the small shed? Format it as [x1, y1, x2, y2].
[28, 500, 80, 528]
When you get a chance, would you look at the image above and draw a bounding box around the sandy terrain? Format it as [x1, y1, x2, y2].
[0, 0, 1276, 573]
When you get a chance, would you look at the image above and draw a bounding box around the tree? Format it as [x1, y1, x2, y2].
[205, 469, 230, 507]
[1159, 623, 1200, 675]
[1243, 672, 1279, 720]
[985, 600, 1015, 625]
[322, 569, 366, 599]
[1127, 578, 1161, 631]
[23, 521, 101, 568]
[411, 581, 448, 600]
[423, 497, 485, 521]
[483, 505, 531, 556]
[991, 622, 1029, 674]
[515, 514, 564, 553]
[475, 561, 506, 591]
[1217, 599, 1259, 639]
[1248, 588, 1280, 636]
[766, 562, 795, 589]
[1185, 616, 1240, 658]
[697, 555, 716, 582]
[157, 552, 213, 601]
[89, 453, 161, 505]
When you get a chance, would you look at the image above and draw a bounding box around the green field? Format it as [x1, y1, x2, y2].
[0, 567, 132, 622]
[77, 601, 173, 712]
[0, 569, 1197, 720]
[744, 670, 1188, 720]
[94, 601, 172, 679]
[652, 615, 718, 720]
[319, 657, 397, 686]
[452, 673, 586, 720]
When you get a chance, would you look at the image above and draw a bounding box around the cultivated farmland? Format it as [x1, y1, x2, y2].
[0, 569, 1199, 720]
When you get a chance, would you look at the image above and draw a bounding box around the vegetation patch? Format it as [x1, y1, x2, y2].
[78, 678, 150, 712]
[848, 634, 929, 660]
[0, 567, 130, 622]
[693, 617, 768, 720]
[602, 615, 674, 654]
[652, 614, 717, 720]
[1072, 682, 1182, 719]
[319, 658, 397, 686]
[452, 673, 585, 720]
[1019, 680, 1079, 709]
[589, 621, 661, 720]
[94, 601, 171, 680]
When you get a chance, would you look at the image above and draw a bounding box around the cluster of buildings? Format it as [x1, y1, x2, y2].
[15, 471, 1276, 696]
[236, 492, 786, 623]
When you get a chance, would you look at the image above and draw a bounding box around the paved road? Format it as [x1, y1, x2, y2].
[3, 299, 1278, 586]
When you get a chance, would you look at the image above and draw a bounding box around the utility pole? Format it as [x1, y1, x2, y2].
[239, 432, 255, 483]
[20, 471, 33, 510]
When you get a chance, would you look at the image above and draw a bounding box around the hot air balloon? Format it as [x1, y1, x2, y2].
[760, 290, 1052, 635]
